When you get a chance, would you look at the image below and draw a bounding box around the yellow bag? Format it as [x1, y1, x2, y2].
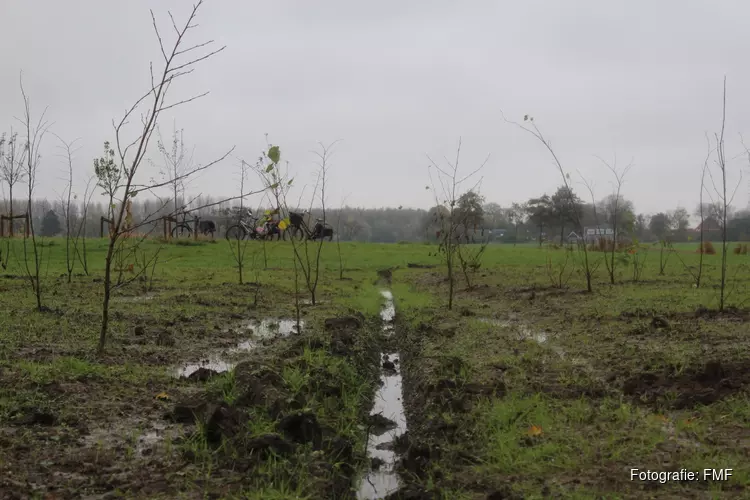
[279, 218, 289, 230]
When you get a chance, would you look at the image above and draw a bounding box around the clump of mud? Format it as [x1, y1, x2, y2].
[623, 359, 750, 409]
[167, 313, 376, 499]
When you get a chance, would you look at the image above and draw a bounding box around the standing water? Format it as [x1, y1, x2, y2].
[357, 290, 407, 499]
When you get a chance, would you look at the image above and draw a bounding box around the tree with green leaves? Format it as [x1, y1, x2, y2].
[455, 190, 485, 241]
[505, 202, 527, 245]
[551, 185, 583, 243]
[40, 210, 61, 237]
[648, 212, 672, 241]
[526, 194, 554, 246]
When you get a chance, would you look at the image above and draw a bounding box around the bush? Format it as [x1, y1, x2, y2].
[698, 241, 716, 255]
[585, 238, 629, 252]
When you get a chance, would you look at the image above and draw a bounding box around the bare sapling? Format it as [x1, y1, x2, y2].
[276, 141, 338, 306]
[226, 159, 253, 284]
[137, 245, 163, 292]
[707, 77, 743, 311]
[504, 113, 597, 292]
[152, 123, 194, 213]
[250, 140, 290, 268]
[0, 127, 29, 268]
[630, 240, 648, 282]
[456, 237, 489, 289]
[73, 176, 97, 275]
[96, 1, 242, 353]
[578, 175, 605, 289]
[257, 144, 302, 322]
[695, 159, 708, 287]
[426, 137, 488, 308]
[335, 195, 351, 280]
[18, 76, 51, 311]
[53, 134, 81, 282]
[545, 244, 575, 288]
[673, 141, 713, 288]
[657, 238, 673, 276]
[454, 190, 490, 289]
[596, 155, 633, 284]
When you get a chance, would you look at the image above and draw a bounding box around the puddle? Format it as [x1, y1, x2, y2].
[244, 318, 303, 339]
[177, 357, 235, 378]
[478, 317, 511, 328]
[380, 290, 395, 335]
[380, 291, 395, 323]
[358, 290, 406, 499]
[517, 325, 548, 344]
[479, 316, 575, 360]
[478, 317, 547, 343]
[82, 420, 177, 458]
[177, 318, 304, 378]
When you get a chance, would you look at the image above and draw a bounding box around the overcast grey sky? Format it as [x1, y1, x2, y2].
[1, 0, 748, 217]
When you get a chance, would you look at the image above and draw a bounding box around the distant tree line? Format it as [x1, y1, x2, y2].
[3, 183, 750, 242]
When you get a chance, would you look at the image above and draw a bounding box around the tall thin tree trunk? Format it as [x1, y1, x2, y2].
[98, 255, 112, 352]
[8, 186, 13, 237]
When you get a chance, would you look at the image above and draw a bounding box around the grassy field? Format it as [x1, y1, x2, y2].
[0, 236, 749, 499]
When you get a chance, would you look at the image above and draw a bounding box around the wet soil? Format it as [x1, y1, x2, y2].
[0, 276, 383, 499]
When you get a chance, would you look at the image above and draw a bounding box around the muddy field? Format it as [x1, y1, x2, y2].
[0, 239, 749, 498]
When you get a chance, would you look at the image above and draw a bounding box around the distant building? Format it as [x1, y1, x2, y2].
[693, 218, 722, 233]
[583, 225, 614, 244]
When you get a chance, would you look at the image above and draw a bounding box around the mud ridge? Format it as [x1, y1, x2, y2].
[623, 359, 750, 409]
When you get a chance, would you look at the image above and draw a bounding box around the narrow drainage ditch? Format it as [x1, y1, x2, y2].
[176, 318, 305, 378]
[357, 289, 407, 500]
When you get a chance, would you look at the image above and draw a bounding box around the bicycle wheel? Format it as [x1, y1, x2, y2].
[225, 224, 247, 241]
[288, 226, 305, 241]
[171, 224, 192, 239]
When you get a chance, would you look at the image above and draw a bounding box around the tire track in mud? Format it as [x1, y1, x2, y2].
[357, 289, 408, 500]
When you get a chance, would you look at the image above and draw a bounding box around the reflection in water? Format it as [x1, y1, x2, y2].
[176, 318, 304, 378]
[358, 290, 406, 499]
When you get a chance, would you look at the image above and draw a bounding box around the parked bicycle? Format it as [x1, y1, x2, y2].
[170, 210, 216, 239]
[283, 211, 334, 241]
[225, 209, 282, 241]
[225, 209, 258, 241]
[171, 210, 193, 239]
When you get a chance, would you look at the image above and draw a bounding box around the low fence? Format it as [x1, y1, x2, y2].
[0, 213, 30, 237]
